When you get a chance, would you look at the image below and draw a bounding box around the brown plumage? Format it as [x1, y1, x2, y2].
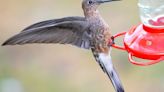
[2, 0, 124, 92]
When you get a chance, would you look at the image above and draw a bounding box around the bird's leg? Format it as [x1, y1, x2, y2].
[108, 36, 115, 46]
[111, 36, 115, 45]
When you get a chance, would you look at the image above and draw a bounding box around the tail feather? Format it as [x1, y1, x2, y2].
[92, 49, 124, 92]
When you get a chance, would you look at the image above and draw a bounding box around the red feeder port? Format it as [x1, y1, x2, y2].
[112, 24, 164, 66]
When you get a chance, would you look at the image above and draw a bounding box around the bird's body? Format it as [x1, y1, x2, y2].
[2, 0, 124, 92]
[86, 11, 110, 53]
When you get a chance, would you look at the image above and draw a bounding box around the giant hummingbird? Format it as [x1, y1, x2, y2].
[2, 0, 124, 92]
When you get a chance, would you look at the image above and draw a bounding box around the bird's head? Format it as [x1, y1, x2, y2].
[82, 0, 120, 11]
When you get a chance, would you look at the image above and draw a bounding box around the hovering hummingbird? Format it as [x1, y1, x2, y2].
[2, 0, 124, 92]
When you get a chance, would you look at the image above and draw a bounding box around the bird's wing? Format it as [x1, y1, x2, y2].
[2, 17, 91, 49]
[22, 16, 85, 31]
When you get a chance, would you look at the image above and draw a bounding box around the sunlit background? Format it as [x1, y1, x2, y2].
[0, 0, 164, 92]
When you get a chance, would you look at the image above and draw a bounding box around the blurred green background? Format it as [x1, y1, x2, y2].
[0, 0, 164, 92]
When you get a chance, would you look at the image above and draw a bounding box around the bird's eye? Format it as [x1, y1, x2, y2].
[88, 0, 93, 4]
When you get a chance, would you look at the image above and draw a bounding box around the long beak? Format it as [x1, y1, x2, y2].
[97, 0, 121, 3]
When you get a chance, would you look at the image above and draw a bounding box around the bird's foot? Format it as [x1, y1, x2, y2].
[108, 36, 115, 47]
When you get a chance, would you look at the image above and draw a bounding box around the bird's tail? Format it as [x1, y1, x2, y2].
[92, 49, 124, 92]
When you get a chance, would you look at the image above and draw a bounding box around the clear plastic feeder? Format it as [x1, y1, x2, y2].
[138, 0, 164, 29]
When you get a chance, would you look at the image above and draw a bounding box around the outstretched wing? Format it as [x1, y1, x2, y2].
[2, 17, 91, 49]
[22, 16, 85, 31]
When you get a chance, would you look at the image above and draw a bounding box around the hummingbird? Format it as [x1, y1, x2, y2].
[2, 0, 124, 92]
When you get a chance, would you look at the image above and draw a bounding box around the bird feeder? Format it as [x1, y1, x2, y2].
[112, 0, 164, 66]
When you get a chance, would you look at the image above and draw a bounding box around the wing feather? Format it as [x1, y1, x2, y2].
[2, 17, 91, 49]
[22, 16, 85, 31]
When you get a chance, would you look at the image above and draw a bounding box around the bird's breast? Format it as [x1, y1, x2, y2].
[87, 16, 112, 53]
[90, 26, 111, 54]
